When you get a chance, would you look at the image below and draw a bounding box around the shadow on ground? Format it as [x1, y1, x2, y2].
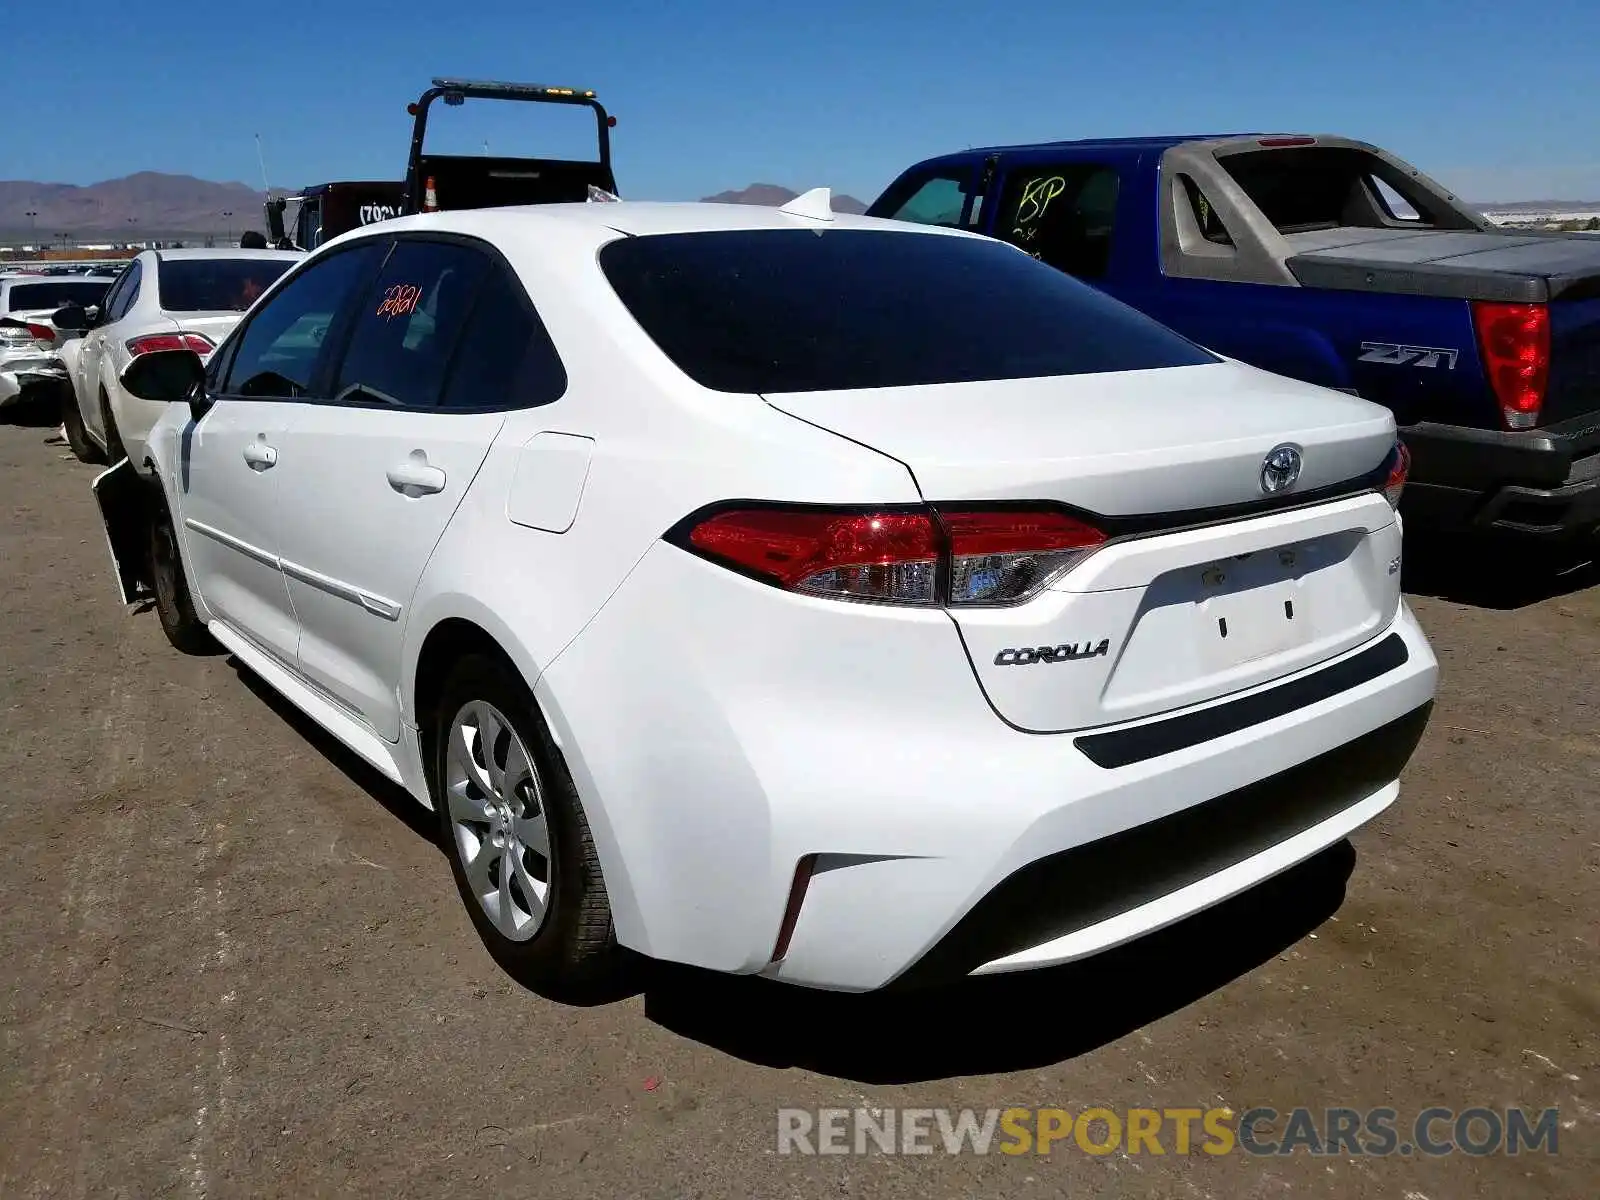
[1403, 533, 1598, 610]
[226, 645, 1357, 1082]
[1, 393, 63, 430]
[640, 841, 1355, 1083]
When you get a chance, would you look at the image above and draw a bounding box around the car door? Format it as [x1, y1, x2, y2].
[177, 240, 389, 666]
[78, 260, 138, 443]
[271, 236, 563, 741]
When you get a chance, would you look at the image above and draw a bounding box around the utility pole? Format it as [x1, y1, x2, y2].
[222, 210, 234, 242]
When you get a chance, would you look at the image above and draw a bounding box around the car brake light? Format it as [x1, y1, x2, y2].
[1383, 440, 1410, 508]
[1258, 136, 1317, 147]
[685, 507, 940, 603]
[26, 322, 56, 341]
[126, 332, 215, 356]
[1472, 301, 1549, 430]
[673, 504, 1106, 607]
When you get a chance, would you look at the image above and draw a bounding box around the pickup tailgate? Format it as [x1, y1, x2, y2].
[1286, 229, 1600, 425]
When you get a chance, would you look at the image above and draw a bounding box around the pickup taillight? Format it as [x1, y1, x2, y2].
[1472, 301, 1550, 431]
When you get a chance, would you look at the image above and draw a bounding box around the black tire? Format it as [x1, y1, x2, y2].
[148, 496, 215, 654]
[433, 653, 622, 999]
[99, 387, 127, 464]
[61, 385, 103, 463]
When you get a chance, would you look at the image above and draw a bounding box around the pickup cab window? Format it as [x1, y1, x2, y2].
[994, 164, 1120, 279]
[871, 171, 978, 229]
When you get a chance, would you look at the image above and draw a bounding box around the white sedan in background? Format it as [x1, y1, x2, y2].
[56, 247, 301, 462]
[98, 197, 1437, 998]
[0, 272, 118, 409]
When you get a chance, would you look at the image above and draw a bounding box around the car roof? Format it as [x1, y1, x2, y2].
[324, 198, 983, 249]
[147, 248, 305, 263]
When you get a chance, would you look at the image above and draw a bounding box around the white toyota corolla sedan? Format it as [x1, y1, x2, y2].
[99, 194, 1438, 997]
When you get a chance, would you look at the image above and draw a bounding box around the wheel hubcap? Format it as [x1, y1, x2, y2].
[445, 701, 551, 942]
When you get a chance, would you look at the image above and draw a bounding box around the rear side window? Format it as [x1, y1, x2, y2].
[599, 229, 1215, 394]
[993, 163, 1120, 278]
[158, 258, 295, 313]
[331, 240, 490, 408]
[871, 172, 976, 228]
[438, 266, 567, 410]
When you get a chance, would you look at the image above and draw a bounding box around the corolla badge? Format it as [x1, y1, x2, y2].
[1259, 444, 1303, 494]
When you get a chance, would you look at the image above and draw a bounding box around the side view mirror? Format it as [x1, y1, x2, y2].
[52, 303, 89, 331]
[120, 348, 210, 421]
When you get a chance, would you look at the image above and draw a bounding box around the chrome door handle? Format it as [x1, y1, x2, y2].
[242, 438, 277, 470]
[386, 451, 446, 496]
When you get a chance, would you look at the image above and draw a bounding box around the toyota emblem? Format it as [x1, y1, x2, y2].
[1260, 444, 1303, 494]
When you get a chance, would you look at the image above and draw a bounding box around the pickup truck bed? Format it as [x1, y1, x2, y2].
[868, 134, 1600, 543]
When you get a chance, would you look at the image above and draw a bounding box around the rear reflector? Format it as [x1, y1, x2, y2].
[1383, 440, 1409, 508]
[126, 332, 215, 356]
[770, 854, 817, 963]
[673, 504, 1106, 607]
[1472, 301, 1549, 430]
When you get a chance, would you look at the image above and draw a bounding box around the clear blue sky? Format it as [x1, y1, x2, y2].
[8, 0, 1598, 202]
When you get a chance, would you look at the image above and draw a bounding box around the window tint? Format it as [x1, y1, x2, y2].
[2, 279, 112, 313]
[599, 229, 1215, 395]
[223, 242, 384, 399]
[108, 261, 141, 320]
[995, 164, 1120, 278]
[158, 257, 295, 313]
[331, 240, 489, 408]
[439, 265, 567, 410]
[871, 172, 975, 228]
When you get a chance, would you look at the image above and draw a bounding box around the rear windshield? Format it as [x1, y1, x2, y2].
[3, 280, 111, 313]
[1216, 146, 1463, 233]
[158, 258, 295, 313]
[598, 229, 1216, 393]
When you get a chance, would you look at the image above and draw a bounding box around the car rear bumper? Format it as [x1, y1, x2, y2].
[0, 357, 67, 406]
[1401, 416, 1600, 539]
[538, 538, 1438, 993]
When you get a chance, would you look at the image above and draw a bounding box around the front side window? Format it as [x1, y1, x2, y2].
[221, 242, 386, 399]
[329, 240, 489, 408]
[994, 164, 1121, 278]
[869, 171, 976, 228]
[599, 229, 1215, 395]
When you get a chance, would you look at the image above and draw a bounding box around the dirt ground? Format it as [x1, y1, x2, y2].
[0, 407, 1593, 1199]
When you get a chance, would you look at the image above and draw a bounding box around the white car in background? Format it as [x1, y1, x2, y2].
[55, 248, 301, 462]
[0, 272, 118, 410]
[99, 198, 1437, 998]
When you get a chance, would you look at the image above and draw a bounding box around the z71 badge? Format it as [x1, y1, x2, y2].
[994, 639, 1111, 666]
[1358, 342, 1459, 369]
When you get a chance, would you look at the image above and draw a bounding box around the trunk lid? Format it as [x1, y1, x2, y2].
[763, 359, 1404, 733]
[163, 312, 247, 360]
[761, 359, 1396, 513]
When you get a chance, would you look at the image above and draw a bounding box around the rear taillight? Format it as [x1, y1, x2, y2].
[26, 322, 56, 342]
[1383, 439, 1410, 508]
[675, 504, 1105, 607]
[941, 509, 1106, 604]
[1472, 301, 1549, 430]
[126, 332, 215, 356]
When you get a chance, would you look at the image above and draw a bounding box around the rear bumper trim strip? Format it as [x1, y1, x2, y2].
[1074, 632, 1409, 769]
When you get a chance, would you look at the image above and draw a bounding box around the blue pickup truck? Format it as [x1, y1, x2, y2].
[867, 135, 1600, 544]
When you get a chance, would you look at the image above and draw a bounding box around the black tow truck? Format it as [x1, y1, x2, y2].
[264, 76, 619, 251]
